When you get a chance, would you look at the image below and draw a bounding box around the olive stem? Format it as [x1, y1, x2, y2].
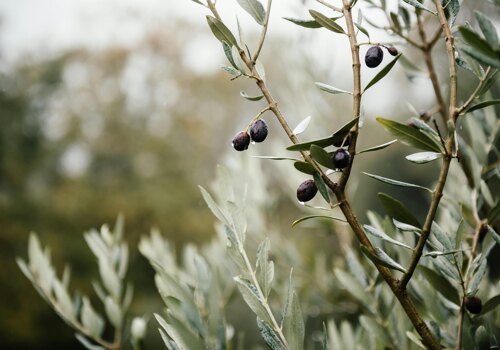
[316, 0, 343, 13]
[245, 105, 272, 131]
[252, 0, 272, 64]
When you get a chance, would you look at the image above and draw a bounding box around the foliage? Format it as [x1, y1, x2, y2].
[16, 0, 500, 349]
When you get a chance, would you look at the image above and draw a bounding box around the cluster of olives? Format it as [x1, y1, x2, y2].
[364, 45, 398, 68]
[296, 143, 352, 203]
[232, 119, 268, 151]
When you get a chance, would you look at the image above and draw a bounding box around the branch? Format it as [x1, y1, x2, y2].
[252, 0, 272, 64]
[416, 12, 447, 124]
[316, 0, 342, 13]
[456, 67, 493, 115]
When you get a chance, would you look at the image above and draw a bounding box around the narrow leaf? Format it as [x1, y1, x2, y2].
[480, 295, 500, 315]
[467, 258, 487, 295]
[363, 172, 432, 192]
[361, 245, 406, 273]
[364, 225, 413, 250]
[401, 0, 437, 15]
[377, 117, 443, 152]
[357, 139, 397, 154]
[364, 54, 401, 92]
[315, 82, 352, 95]
[206, 16, 238, 47]
[257, 318, 287, 350]
[240, 91, 264, 101]
[313, 172, 330, 203]
[378, 192, 421, 228]
[310, 145, 333, 169]
[234, 277, 273, 325]
[294, 161, 316, 175]
[293, 116, 312, 135]
[418, 266, 460, 304]
[309, 10, 345, 34]
[474, 11, 498, 48]
[282, 272, 305, 350]
[287, 117, 358, 151]
[458, 27, 500, 67]
[236, 0, 266, 25]
[283, 16, 341, 29]
[464, 99, 500, 113]
[253, 156, 301, 161]
[292, 215, 346, 227]
[406, 152, 442, 164]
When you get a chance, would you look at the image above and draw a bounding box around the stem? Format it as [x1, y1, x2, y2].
[245, 106, 271, 131]
[252, 0, 272, 64]
[456, 67, 493, 115]
[316, 0, 342, 13]
[416, 12, 447, 124]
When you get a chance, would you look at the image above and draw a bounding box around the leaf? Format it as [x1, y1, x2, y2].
[294, 161, 316, 175]
[376, 117, 443, 152]
[293, 116, 312, 135]
[190, 0, 205, 5]
[234, 277, 273, 325]
[240, 91, 264, 101]
[357, 139, 397, 154]
[283, 16, 341, 29]
[309, 10, 345, 34]
[287, 117, 359, 151]
[474, 11, 498, 48]
[360, 316, 393, 344]
[313, 172, 330, 203]
[378, 193, 421, 228]
[363, 172, 431, 192]
[443, 0, 460, 25]
[310, 145, 333, 169]
[406, 331, 426, 349]
[480, 295, 500, 315]
[467, 258, 487, 295]
[199, 186, 229, 225]
[400, 0, 436, 15]
[361, 245, 406, 273]
[418, 265, 460, 304]
[221, 66, 240, 76]
[354, 22, 370, 39]
[364, 54, 401, 92]
[282, 272, 305, 350]
[458, 27, 500, 67]
[431, 222, 454, 251]
[334, 268, 375, 306]
[315, 82, 352, 95]
[256, 239, 273, 298]
[393, 219, 421, 233]
[406, 152, 442, 164]
[75, 334, 106, 350]
[292, 215, 346, 227]
[363, 225, 413, 250]
[257, 318, 287, 350]
[464, 99, 500, 113]
[223, 41, 238, 69]
[252, 156, 301, 161]
[206, 16, 238, 47]
[236, 0, 266, 25]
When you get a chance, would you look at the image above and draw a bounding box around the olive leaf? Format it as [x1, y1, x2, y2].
[363, 54, 401, 92]
[206, 16, 238, 47]
[309, 10, 345, 34]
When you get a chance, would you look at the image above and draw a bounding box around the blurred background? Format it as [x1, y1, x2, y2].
[0, 0, 496, 349]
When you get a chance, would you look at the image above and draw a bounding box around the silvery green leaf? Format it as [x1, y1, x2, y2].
[467, 258, 487, 295]
[291, 215, 346, 227]
[345, 250, 367, 288]
[105, 296, 122, 328]
[315, 82, 352, 95]
[257, 318, 287, 350]
[363, 172, 432, 192]
[256, 238, 273, 297]
[313, 172, 330, 203]
[406, 331, 426, 349]
[221, 66, 240, 76]
[363, 54, 401, 92]
[431, 222, 454, 251]
[81, 297, 105, 338]
[53, 279, 76, 322]
[255, 59, 266, 82]
[223, 41, 238, 69]
[234, 277, 273, 325]
[486, 225, 500, 245]
[474, 11, 498, 48]
[283, 16, 341, 29]
[443, 0, 460, 24]
[334, 268, 375, 306]
[360, 246, 407, 273]
[406, 152, 442, 164]
[310, 145, 333, 169]
[240, 91, 264, 101]
[206, 16, 238, 47]
[293, 116, 311, 135]
[236, 0, 266, 25]
[99, 259, 121, 300]
[418, 265, 460, 304]
[282, 271, 304, 350]
[360, 316, 393, 344]
[364, 225, 413, 250]
[481, 295, 500, 315]
[118, 243, 128, 279]
[199, 186, 229, 225]
[357, 139, 397, 154]
[122, 283, 134, 311]
[432, 256, 460, 281]
[400, 0, 436, 15]
[309, 10, 345, 34]
[84, 231, 108, 262]
[75, 334, 106, 350]
[393, 219, 421, 233]
[252, 156, 301, 161]
[17, 258, 34, 283]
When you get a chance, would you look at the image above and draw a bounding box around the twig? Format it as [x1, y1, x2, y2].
[416, 12, 447, 124]
[252, 0, 273, 64]
[456, 67, 493, 115]
[245, 105, 271, 131]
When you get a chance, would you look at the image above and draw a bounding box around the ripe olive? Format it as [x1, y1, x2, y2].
[232, 131, 250, 151]
[365, 46, 384, 68]
[250, 119, 268, 143]
[296, 179, 318, 202]
[331, 149, 351, 169]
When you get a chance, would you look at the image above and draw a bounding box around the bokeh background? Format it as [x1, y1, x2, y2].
[0, 0, 497, 349]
